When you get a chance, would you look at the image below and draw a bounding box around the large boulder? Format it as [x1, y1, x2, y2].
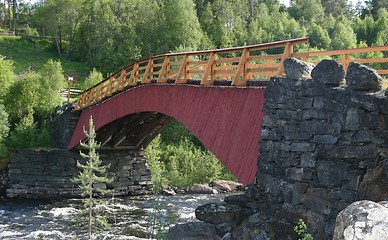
[167, 222, 221, 240]
[311, 59, 345, 86]
[333, 200, 388, 240]
[187, 184, 218, 194]
[345, 62, 383, 91]
[195, 203, 243, 225]
[210, 180, 244, 193]
[283, 58, 315, 80]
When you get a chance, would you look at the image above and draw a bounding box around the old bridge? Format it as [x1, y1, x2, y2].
[68, 37, 388, 185]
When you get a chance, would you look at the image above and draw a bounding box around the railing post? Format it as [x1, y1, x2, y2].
[142, 58, 153, 84]
[276, 42, 293, 76]
[157, 56, 170, 83]
[128, 63, 139, 86]
[344, 54, 350, 71]
[202, 52, 216, 85]
[175, 55, 189, 84]
[232, 48, 249, 86]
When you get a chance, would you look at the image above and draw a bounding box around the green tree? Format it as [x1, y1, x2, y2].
[0, 104, 9, 157]
[159, 0, 204, 52]
[289, 0, 325, 23]
[36, 59, 66, 114]
[330, 19, 357, 49]
[71, 116, 114, 239]
[308, 23, 331, 49]
[83, 68, 103, 90]
[0, 56, 15, 101]
[321, 0, 350, 17]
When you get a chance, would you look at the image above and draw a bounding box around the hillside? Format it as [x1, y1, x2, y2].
[0, 36, 91, 80]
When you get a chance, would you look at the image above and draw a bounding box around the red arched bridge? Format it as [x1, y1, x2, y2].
[68, 37, 388, 185]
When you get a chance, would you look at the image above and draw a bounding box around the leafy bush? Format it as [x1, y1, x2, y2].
[0, 104, 9, 157]
[0, 56, 15, 100]
[7, 116, 53, 149]
[82, 68, 103, 90]
[294, 219, 313, 240]
[146, 135, 236, 190]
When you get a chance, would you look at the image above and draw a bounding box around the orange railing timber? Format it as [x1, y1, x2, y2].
[75, 37, 309, 110]
[293, 45, 388, 75]
[74, 37, 388, 110]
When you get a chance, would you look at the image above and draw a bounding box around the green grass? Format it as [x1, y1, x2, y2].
[0, 36, 91, 81]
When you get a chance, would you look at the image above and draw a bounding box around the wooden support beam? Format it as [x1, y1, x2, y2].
[232, 49, 249, 86]
[128, 63, 139, 86]
[175, 55, 189, 84]
[142, 58, 153, 84]
[202, 53, 216, 85]
[157, 56, 170, 83]
[134, 114, 170, 148]
[275, 42, 293, 76]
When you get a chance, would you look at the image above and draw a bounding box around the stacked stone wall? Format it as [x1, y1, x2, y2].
[257, 75, 388, 238]
[6, 149, 153, 198]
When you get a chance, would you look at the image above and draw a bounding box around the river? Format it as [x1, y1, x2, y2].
[0, 193, 232, 239]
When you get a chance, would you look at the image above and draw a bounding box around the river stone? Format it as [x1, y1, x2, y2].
[284, 58, 315, 80]
[333, 200, 388, 240]
[211, 180, 244, 193]
[187, 184, 217, 194]
[167, 222, 221, 240]
[216, 222, 236, 237]
[345, 62, 382, 91]
[311, 59, 345, 86]
[195, 203, 243, 225]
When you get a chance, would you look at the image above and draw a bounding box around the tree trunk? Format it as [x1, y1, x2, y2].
[12, 0, 16, 32]
[7, 0, 11, 30]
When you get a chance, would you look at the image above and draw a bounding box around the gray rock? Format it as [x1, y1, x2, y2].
[195, 203, 243, 225]
[167, 222, 221, 240]
[211, 180, 244, 193]
[346, 62, 383, 91]
[187, 184, 217, 194]
[333, 200, 388, 240]
[284, 58, 315, 80]
[311, 59, 345, 86]
[216, 222, 235, 237]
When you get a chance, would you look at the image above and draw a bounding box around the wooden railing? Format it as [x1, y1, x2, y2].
[75, 37, 308, 110]
[293, 45, 388, 75]
[74, 36, 388, 110]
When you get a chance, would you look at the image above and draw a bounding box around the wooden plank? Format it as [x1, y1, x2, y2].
[275, 42, 293, 76]
[356, 58, 388, 63]
[201, 52, 216, 85]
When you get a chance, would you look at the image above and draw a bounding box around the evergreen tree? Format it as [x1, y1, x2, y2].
[71, 116, 114, 239]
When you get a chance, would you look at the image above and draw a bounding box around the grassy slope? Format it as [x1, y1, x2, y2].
[0, 36, 91, 80]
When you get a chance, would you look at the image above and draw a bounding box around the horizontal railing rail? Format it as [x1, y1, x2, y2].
[292, 45, 388, 75]
[74, 37, 388, 110]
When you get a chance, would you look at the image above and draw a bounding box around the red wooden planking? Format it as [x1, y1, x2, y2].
[68, 85, 266, 185]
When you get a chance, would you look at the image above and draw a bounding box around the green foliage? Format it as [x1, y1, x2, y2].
[0, 104, 10, 157]
[0, 57, 15, 100]
[7, 122, 53, 149]
[294, 219, 313, 240]
[146, 134, 236, 190]
[147, 200, 179, 239]
[71, 116, 114, 239]
[5, 59, 65, 124]
[82, 68, 103, 90]
[24, 25, 40, 36]
[37, 59, 66, 114]
[330, 20, 357, 49]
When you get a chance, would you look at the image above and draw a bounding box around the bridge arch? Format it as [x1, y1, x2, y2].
[69, 84, 266, 185]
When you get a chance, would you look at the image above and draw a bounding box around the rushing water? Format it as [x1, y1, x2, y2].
[0, 193, 232, 239]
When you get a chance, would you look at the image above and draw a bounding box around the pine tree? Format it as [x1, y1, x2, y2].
[72, 116, 114, 239]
